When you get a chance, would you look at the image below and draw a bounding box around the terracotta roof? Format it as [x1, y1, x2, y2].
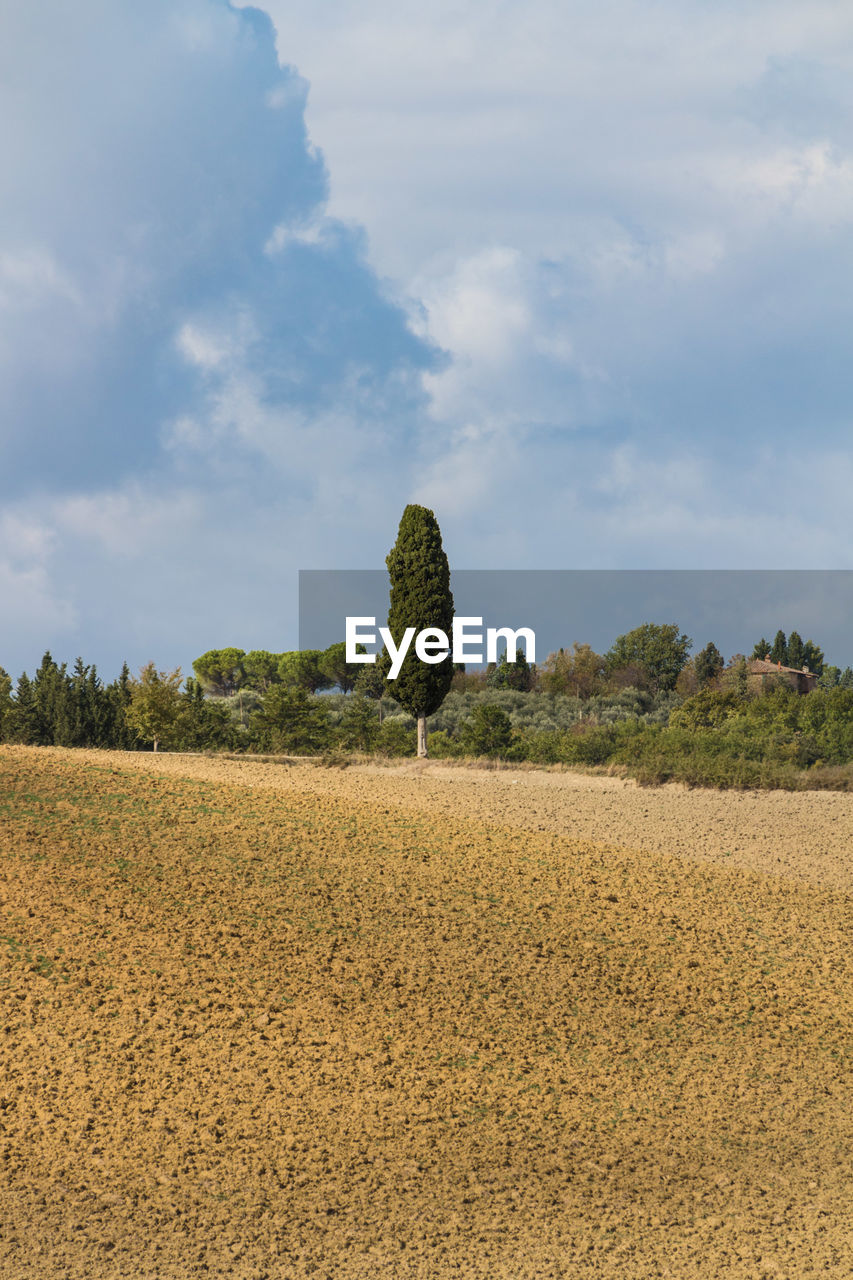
[749, 658, 816, 676]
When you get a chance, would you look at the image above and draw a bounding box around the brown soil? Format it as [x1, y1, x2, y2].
[1, 745, 852, 1278]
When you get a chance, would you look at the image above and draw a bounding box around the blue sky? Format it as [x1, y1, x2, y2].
[3, 0, 853, 678]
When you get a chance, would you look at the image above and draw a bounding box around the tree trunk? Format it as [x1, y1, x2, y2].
[417, 715, 427, 758]
[153, 738, 159, 753]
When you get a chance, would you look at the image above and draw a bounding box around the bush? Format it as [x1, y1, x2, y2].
[425, 687, 678, 737]
[336, 693, 379, 753]
[425, 730, 462, 759]
[376, 718, 416, 757]
[250, 686, 332, 754]
[669, 688, 743, 730]
[459, 704, 514, 758]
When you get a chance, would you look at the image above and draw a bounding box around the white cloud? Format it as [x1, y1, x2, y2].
[417, 248, 530, 366]
[264, 216, 328, 253]
[0, 511, 76, 661]
[0, 249, 82, 312]
[53, 487, 205, 558]
[663, 231, 727, 283]
[4, 0, 853, 677]
[249, 0, 853, 276]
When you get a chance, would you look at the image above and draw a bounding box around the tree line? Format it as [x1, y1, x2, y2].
[4, 506, 851, 762]
[5, 500, 853, 785]
[191, 623, 847, 707]
[0, 655, 235, 753]
[191, 642, 366, 697]
[3, 616, 849, 758]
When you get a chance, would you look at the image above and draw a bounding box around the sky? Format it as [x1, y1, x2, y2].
[3, 0, 853, 678]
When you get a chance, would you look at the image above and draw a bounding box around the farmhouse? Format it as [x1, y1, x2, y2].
[748, 657, 819, 694]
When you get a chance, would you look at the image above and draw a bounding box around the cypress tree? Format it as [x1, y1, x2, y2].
[786, 631, 805, 671]
[769, 630, 787, 666]
[385, 504, 454, 757]
[801, 639, 824, 677]
[487, 647, 533, 691]
[695, 641, 725, 688]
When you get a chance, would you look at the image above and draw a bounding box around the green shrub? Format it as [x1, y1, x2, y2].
[376, 719, 416, 757]
[250, 686, 332, 754]
[459, 704, 514, 758]
[669, 688, 743, 730]
[336, 693, 379, 753]
[425, 730, 462, 759]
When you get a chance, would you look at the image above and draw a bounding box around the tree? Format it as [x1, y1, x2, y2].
[321, 640, 363, 693]
[607, 661, 648, 692]
[723, 654, 750, 699]
[10, 673, 39, 743]
[31, 651, 71, 745]
[355, 661, 387, 722]
[801, 639, 824, 676]
[540, 648, 572, 695]
[278, 649, 334, 694]
[105, 662, 136, 749]
[251, 685, 331, 754]
[175, 678, 235, 751]
[450, 666, 489, 693]
[125, 663, 183, 752]
[460, 704, 513, 757]
[787, 631, 805, 671]
[605, 623, 692, 693]
[820, 664, 853, 690]
[694, 642, 725, 689]
[487, 647, 534, 692]
[540, 644, 606, 698]
[337, 692, 379, 752]
[769, 631, 787, 665]
[566, 643, 606, 698]
[241, 650, 282, 692]
[376, 719, 417, 757]
[675, 659, 699, 697]
[385, 504, 455, 757]
[669, 688, 743, 730]
[0, 667, 14, 741]
[192, 648, 245, 696]
[755, 630, 824, 675]
[68, 657, 106, 747]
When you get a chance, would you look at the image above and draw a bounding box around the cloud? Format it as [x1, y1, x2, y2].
[0, 0, 444, 675]
[0, 1, 438, 497]
[255, 0, 853, 458]
[0, 511, 76, 665]
[5, 0, 853, 679]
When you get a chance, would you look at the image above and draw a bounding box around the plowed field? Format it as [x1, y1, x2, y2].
[1, 745, 851, 1278]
